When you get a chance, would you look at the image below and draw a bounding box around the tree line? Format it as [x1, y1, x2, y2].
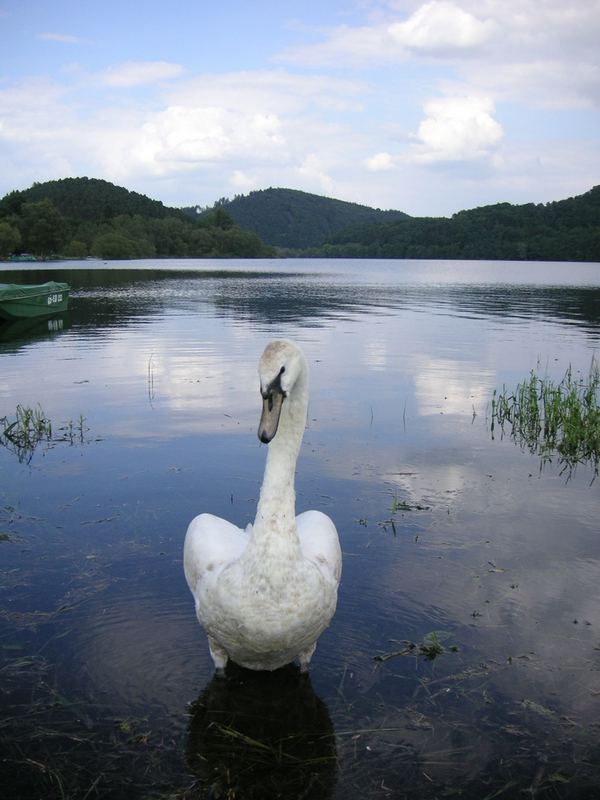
[2, 177, 598, 262]
[0, 178, 275, 260]
[303, 187, 600, 262]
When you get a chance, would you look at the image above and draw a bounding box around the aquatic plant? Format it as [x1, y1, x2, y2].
[378, 495, 431, 535]
[491, 359, 600, 477]
[0, 404, 88, 463]
[0, 404, 52, 462]
[390, 496, 430, 513]
[374, 630, 456, 662]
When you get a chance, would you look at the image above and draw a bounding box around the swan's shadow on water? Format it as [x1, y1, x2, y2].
[184, 663, 337, 800]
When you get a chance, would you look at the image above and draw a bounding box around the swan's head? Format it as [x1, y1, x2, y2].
[257, 340, 306, 444]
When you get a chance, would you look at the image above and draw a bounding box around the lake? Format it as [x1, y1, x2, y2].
[1, 258, 599, 799]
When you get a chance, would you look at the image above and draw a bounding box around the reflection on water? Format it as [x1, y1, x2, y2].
[186, 664, 336, 799]
[0, 313, 69, 347]
[1, 258, 600, 799]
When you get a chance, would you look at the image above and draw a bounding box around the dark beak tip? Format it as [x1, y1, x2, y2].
[259, 430, 271, 444]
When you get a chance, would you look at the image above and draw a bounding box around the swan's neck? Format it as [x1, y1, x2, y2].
[253, 374, 308, 548]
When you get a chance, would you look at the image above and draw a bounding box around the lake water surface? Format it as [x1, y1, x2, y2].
[1, 258, 600, 799]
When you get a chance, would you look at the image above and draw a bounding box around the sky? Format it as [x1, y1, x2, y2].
[1, 0, 599, 216]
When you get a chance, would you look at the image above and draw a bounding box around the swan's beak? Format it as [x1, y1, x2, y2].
[258, 390, 285, 443]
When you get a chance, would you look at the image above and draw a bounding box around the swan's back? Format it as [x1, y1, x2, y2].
[184, 513, 248, 596]
[297, 510, 342, 585]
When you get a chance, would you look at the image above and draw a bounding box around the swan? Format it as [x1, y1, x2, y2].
[183, 339, 342, 672]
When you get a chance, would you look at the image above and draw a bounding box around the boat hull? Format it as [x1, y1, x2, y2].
[0, 282, 70, 320]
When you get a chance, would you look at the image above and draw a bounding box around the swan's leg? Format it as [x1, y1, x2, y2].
[298, 642, 317, 672]
[208, 636, 229, 674]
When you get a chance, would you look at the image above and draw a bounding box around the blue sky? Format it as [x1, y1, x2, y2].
[1, 0, 599, 215]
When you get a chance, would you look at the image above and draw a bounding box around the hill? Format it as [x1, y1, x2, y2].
[0, 177, 190, 223]
[0, 178, 274, 260]
[1, 178, 598, 262]
[310, 186, 600, 262]
[182, 188, 409, 249]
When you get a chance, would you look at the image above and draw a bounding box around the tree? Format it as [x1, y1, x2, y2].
[19, 199, 66, 257]
[0, 221, 21, 258]
[63, 239, 89, 258]
[91, 232, 139, 259]
[198, 207, 235, 230]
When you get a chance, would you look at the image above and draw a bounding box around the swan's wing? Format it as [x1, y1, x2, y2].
[183, 513, 248, 594]
[296, 510, 342, 584]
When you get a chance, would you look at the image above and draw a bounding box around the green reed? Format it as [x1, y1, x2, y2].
[0, 404, 52, 456]
[0, 405, 88, 463]
[491, 358, 600, 475]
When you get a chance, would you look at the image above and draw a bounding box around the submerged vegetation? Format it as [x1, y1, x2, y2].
[0, 404, 88, 463]
[491, 359, 600, 475]
[374, 631, 457, 662]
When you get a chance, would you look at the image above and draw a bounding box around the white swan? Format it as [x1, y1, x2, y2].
[183, 339, 342, 672]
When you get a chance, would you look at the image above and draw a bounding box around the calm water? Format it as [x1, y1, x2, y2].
[1, 258, 600, 799]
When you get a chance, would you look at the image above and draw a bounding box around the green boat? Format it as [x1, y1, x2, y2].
[0, 281, 70, 320]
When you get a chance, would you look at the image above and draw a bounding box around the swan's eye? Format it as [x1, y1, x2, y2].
[279, 366, 285, 374]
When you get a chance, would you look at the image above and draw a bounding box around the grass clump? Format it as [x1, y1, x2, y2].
[0, 404, 52, 462]
[374, 631, 457, 662]
[491, 359, 600, 476]
[0, 404, 88, 463]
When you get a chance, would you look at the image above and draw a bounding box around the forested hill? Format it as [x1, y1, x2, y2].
[0, 178, 274, 259]
[182, 188, 409, 249]
[0, 177, 189, 222]
[309, 186, 600, 262]
[1, 177, 598, 262]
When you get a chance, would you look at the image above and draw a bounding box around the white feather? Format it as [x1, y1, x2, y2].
[183, 340, 342, 672]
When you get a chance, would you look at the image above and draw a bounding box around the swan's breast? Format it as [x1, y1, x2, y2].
[197, 557, 337, 663]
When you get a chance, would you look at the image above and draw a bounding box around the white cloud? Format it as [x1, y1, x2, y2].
[0, 78, 79, 152]
[467, 59, 600, 110]
[409, 95, 504, 163]
[133, 106, 285, 173]
[98, 61, 185, 88]
[36, 32, 81, 43]
[0, 3, 597, 214]
[229, 170, 257, 191]
[277, 1, 497, 65]
[168, 70, 366, 116]
[277, 24, 405, 66]
[297, 153, 335, 195]
[0, 68, 370, 204]
[389, 1, 495, 53]
[365, 151, 396, 171]
[364, 95, 504, 172]
[277, 0, 600, 108]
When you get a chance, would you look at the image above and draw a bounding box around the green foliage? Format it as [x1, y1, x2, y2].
[0, 404, 89, 463]
[62, 239, 88, 258]
[0, 221, 21, 257]
[3, 178, 598, 261]
[0, 177, 188, 222]
[0, 404, 52, 463]
[19, 199, 67, 257]
[0, 178, 275, 259]
[182, 187, 409, 249]
[197, 206, 235, 230]
[374, 631, 456, 662]
[91, 231, 147, 260]
[491, 359, 600, 475]
[307, 186, 600, 262]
